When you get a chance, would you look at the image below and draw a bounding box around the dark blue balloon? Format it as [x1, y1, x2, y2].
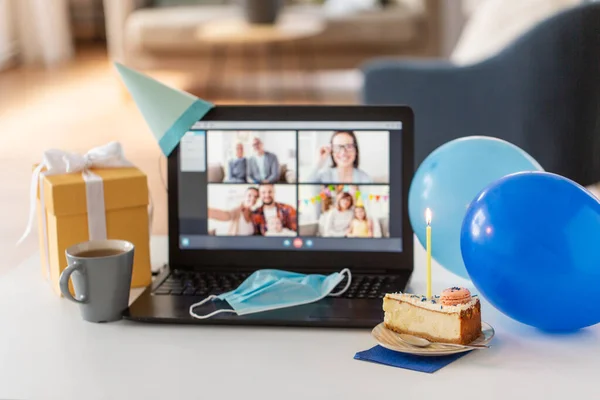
[461, 171, 600, 331]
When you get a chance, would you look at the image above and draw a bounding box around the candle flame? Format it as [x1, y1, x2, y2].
[425, 208, 432, 225]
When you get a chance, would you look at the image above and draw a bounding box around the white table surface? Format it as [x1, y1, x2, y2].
[1, 236, 599, 400]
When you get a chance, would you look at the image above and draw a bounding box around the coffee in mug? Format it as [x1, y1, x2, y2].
[60, 239, 135, 323]
[73, 248, 126, 258]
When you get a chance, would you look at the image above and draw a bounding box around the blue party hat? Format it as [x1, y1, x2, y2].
[114, 62, 213, 156]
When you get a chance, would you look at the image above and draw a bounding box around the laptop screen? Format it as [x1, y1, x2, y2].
[177, 120, 403, 253]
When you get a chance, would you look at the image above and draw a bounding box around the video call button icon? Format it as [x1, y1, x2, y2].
[283, 239, 291, 247]
[306, 240, 313, 248]
[293, 238, 303, 249]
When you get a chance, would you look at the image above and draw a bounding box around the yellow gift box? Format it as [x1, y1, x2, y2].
[35, 165, 152, 296]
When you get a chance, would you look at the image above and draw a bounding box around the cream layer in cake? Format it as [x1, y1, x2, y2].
[383, 293, 481, 345]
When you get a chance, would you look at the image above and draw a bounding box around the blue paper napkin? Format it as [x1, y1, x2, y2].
[354, 346, 470, 373]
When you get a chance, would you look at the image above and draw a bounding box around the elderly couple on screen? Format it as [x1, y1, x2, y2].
[227, 137, 280, 184]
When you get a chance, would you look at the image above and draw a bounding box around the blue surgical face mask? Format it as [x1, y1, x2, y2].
[189, 269, 351, 319]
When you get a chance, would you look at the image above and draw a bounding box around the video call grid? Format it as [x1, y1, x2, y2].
[205, 129, 391, 239]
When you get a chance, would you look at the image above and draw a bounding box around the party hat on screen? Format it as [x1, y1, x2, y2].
[114, 62, 213, 156]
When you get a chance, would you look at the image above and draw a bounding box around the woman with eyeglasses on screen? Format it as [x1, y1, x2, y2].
[309, 131, 372, 183]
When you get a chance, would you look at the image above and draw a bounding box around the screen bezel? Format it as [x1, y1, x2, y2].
[168, 106, 414, 273]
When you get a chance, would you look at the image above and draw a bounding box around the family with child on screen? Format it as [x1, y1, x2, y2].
[322, 191, 374, 238]
[207, 129, 389, 237]
[208, 185, 297, 237]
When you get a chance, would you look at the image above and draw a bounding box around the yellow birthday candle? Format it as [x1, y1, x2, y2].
[425, 208, 432, 298]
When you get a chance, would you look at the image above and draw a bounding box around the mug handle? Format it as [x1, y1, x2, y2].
[59, 262, 88, 303]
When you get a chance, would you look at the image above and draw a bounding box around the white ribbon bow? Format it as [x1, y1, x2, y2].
[18, 142, 131, 275]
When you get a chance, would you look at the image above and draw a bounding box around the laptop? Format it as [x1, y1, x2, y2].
[125, 106, 414, 327]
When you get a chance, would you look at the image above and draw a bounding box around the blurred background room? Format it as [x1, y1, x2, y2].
[1, 0, 598, 268]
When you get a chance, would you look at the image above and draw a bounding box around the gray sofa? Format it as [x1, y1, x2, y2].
[103, 0, 441, 72]
[362, 2, 600, 187]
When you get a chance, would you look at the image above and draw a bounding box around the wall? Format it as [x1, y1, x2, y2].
[356, 131, 390, 182]
[0, 0, 17, 70]
[260, 131, 297, 169]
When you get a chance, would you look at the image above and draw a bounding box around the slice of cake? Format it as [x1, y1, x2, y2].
[382, 287, 481, 345]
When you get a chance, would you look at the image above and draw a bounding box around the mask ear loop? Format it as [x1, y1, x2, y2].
[189, 295, 237, 319]
[329, 268, 352, 297]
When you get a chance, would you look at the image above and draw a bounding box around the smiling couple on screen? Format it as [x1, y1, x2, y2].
[208, 184, 297, 237]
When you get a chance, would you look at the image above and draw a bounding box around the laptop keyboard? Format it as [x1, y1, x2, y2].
[153, 270, 248, 297]
[153, 270, 399, 299]
[341, 274, 399, 299]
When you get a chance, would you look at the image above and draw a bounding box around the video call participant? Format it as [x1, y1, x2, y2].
[248, 136, 280, 184]
[309, 131, 373, 184]
[227, 142, 247, 183]
[208, 187, 259, 236]
[347, 205, 373, 238]
[323, 192, 354, 237]
[252, 184, 297, 235]
[264, 216, 296, 237]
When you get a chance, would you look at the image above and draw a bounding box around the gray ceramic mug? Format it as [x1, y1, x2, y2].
[60, 240, 135, 323]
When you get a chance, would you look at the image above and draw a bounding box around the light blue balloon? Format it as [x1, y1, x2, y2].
[408, 136, 543, 278]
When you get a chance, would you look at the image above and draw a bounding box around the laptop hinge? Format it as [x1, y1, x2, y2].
[171, 264, 401, 276]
